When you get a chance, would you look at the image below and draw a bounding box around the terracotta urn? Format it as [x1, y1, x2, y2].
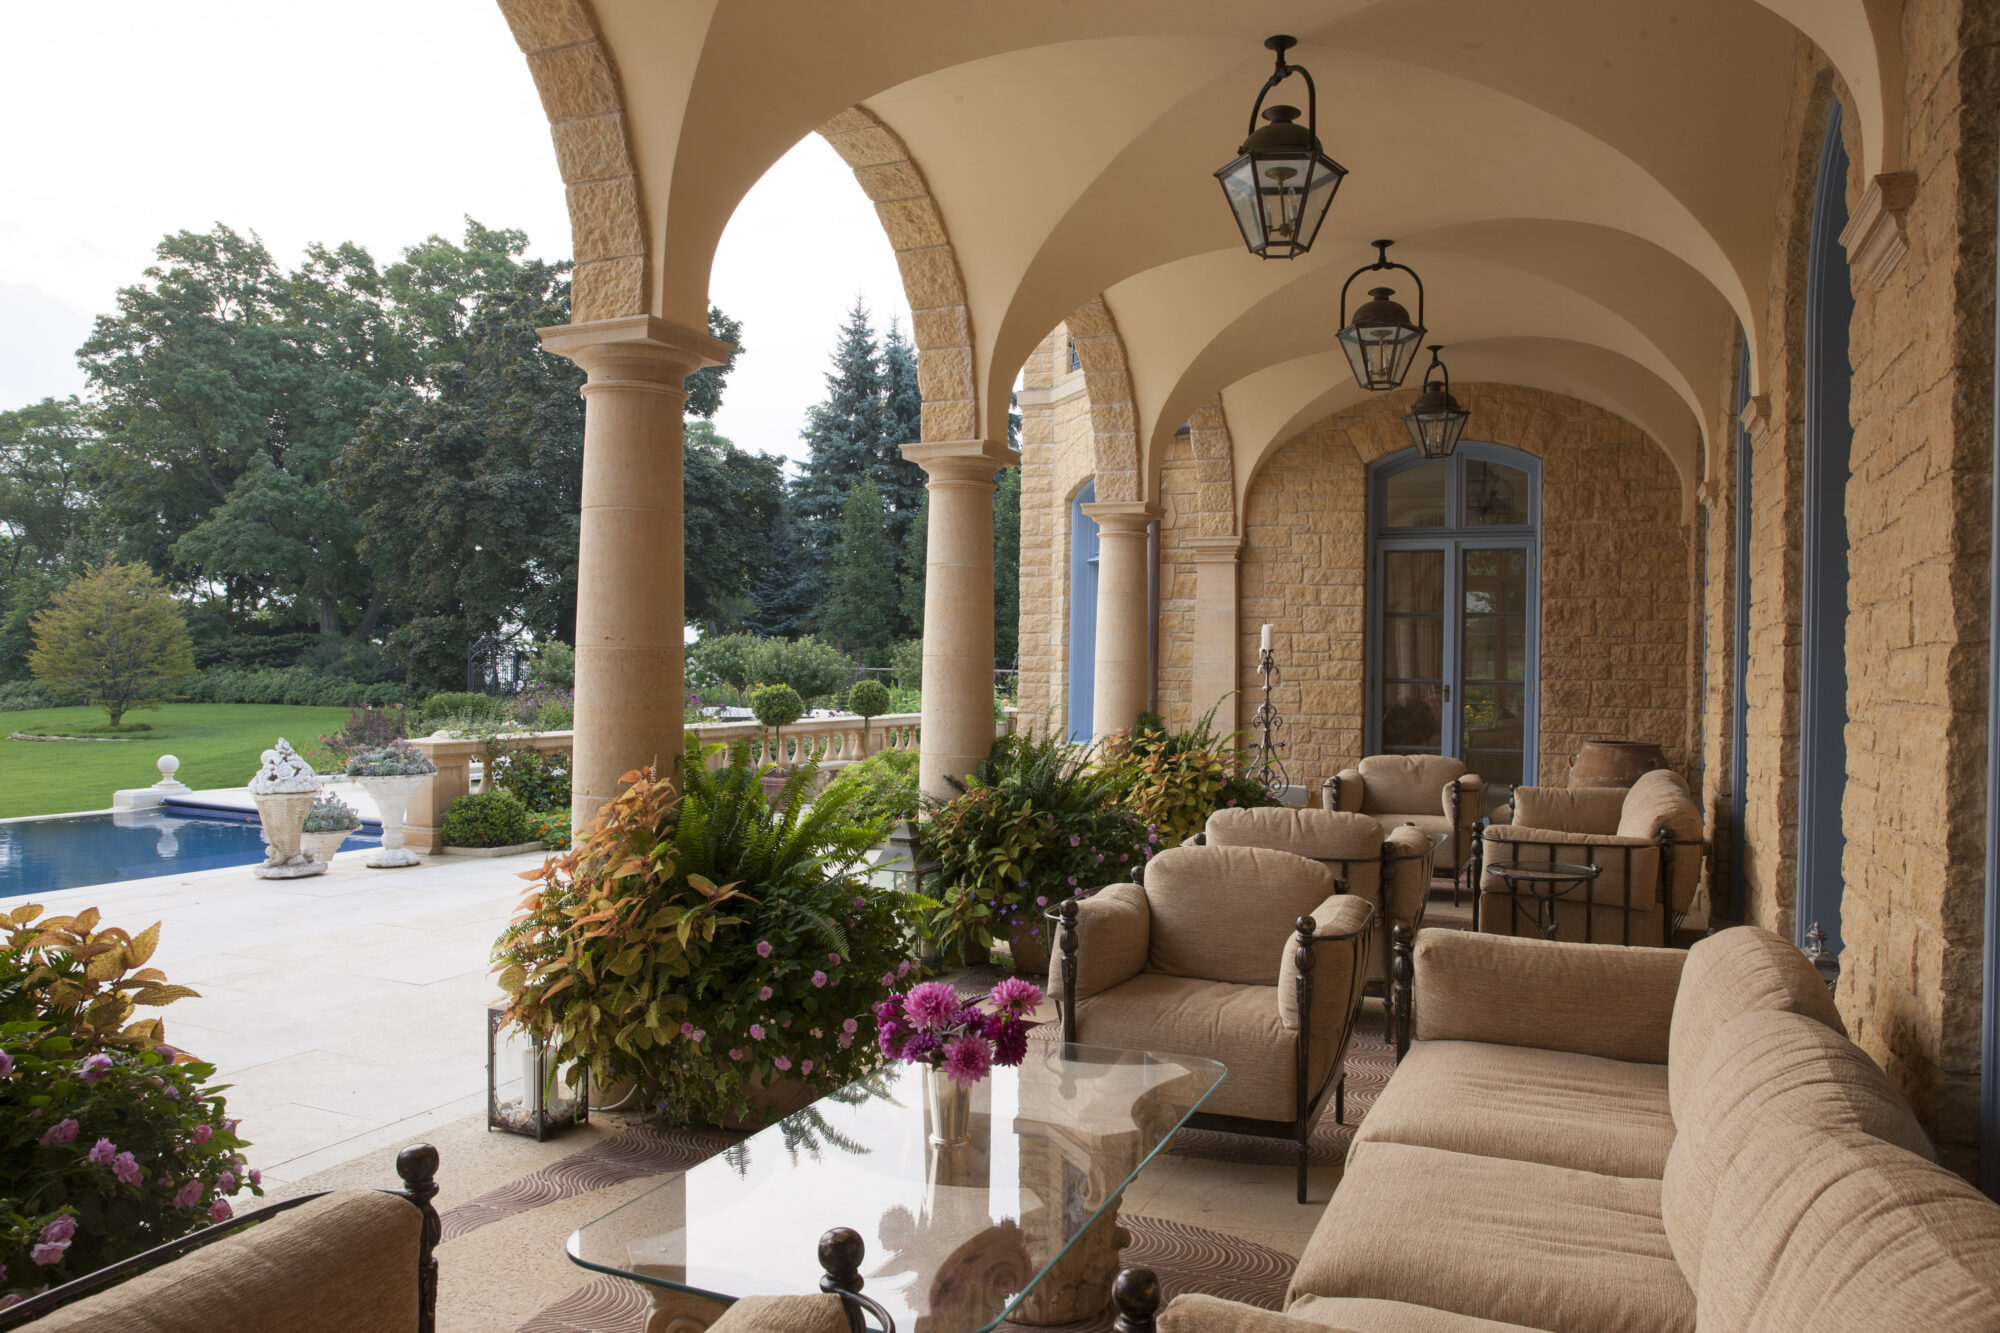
[1571, 740, 1666, 789]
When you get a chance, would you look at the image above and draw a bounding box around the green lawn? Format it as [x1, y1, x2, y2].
[0, 704, 351, 819]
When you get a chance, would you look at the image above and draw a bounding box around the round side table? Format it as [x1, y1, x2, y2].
[1485, 861, 1603, 940]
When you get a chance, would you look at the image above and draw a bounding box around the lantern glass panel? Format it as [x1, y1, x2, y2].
[1403, 400, 1470, 460]
[1289, 155, 1343, 253]
[488, 1004, 588, 1141]
[1217, 156, 1265, 252]
[1339, 323, 1425, 391]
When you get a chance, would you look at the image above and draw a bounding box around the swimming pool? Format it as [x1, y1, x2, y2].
[0, 803, 382, 899]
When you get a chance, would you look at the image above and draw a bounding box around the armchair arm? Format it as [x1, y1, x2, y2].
[1277, 895, 1374, 1033]
[1114, 1270, 1362, 1333]
[1326, 768, 1365, 812]
[1412, 929, 1686, 1063]
[1055, 884, 1151, 1041]
[1442, 774, 1484, 824]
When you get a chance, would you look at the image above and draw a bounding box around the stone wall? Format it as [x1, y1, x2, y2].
[1015, 325, 1096, 736]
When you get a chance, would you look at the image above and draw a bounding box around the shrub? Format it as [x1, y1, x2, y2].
[441, 791, 533, 848]
[890, 639, 923, 691]
[822, 748, 919, 831]
[846, 678, 891, 721]
[419, 691, 505, 726]
[180, 667, 408, 708]
[527, 809, 570, 851]
[0, 905, 260, 1303]
[751, 683, 805, 767]
[1099, 706, 1280, 848]
[346, 740, 436, 777]
[494, 741, 907, 1128]
[688, 635, 853, 705]
[30, 563, 196, 726]
[486, 744, 571, 813]
[0, 681, 64, 712]
[511, 684, 574, 731]
[301, 794, 361, 834]
[526, 640, 575, 690]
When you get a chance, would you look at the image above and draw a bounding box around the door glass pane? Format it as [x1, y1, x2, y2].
[1464, 460, 1530, 526]
[1383, 462, 1447, 528]
[1460, 547, 1529, 798]
[1461, 549, 1527, 612]
[1380, 549, 1445, 752]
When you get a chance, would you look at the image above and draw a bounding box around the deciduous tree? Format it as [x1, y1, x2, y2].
[29, 563, 196, 726]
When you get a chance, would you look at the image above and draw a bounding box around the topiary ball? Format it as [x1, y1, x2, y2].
[750, 683, 805, 730]
[846, 679, 891, 720]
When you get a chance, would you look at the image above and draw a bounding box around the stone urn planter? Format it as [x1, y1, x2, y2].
[352, 774, 428, 868]
[300, 829, 350, 865]
[249, 739, 326, 879]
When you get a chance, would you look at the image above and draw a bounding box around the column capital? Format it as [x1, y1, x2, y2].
[1187, 535, 1245, 563]
[1080, 500, 1162, 534]
[902, 438, 1017, 484]
[538, 315, 734, 384]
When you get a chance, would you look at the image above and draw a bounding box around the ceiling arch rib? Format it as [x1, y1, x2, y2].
[1751, 0, 1904, 176]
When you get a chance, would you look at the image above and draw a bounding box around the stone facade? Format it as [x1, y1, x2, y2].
[1016, 323, 1101, 734]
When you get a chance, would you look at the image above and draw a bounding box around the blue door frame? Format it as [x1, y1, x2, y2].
[1067, 482, 1099, 743]
[1731, 337, 1753, 924]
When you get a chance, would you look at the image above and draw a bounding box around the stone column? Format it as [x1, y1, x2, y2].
[1188, 536, 1244, 735]
[904, 440, 1017, 801]
[540, 316, 732, 830]
[1081, 502, 1160, 740]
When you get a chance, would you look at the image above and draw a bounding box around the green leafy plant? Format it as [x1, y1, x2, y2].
[419, 691, 506, 727]
[485, 742, 572, 813]
[1, 904, 258, 1305]
[29, 562, 196, 727]
[301, 794, 361, 835]
[821, 748, 919, 831]
[526, 640, 575, 690]
[441, 791, 533, 848]
[751, 683, 806, 770]
[346, 739, 436, 777]
[493, 742, 909, 1128]
[1099, 705, 1279, 848]
[528, 809, 570, 851]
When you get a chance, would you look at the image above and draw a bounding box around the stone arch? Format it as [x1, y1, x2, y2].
[1184, 397, 1238, 537]
[1061, 298, 1140, 503]
[497, 0, 649, 322]
[816, 106, 977, 446]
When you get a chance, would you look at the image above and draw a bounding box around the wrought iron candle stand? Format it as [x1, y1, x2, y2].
[1250, 645, 1291, 798]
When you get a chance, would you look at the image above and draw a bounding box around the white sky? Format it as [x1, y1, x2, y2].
[0, 0, 910, 469]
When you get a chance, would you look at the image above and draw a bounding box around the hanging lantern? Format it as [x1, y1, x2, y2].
[1214, 36, 1348, 259]
[1336, 240, 1428, 389]
[1403, 346, 1471, 459]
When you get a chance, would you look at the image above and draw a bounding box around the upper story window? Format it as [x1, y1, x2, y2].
[1376, 449, 1535, 532]
[1066, 337, 1081, 372]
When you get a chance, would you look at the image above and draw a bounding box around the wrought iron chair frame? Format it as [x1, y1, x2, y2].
[1472, 823, 1707, 945]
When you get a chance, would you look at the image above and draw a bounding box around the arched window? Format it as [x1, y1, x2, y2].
[1367, 444, 1540, 804]
[1068, 481, 1099, 742]
[1799, 100, 1854, 957]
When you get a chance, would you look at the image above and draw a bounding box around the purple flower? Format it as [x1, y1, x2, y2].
[88, 1138, 117, 1165]
[222, 1119, 239, 1134]
[1096, 853, 1105, 863]
[0, 1051, 12, 1078]
[989, 977, 1043, 1016]
[218, 1171, 237, 1193]
[173, 1180, 204, 1209]
[161, 1085, 179, 1100]
[112, 1152, 143, 1186]
[691, 1029, 705, 1044]
[758, 986, 773, 1001]
[40, 1119, 78, 1146]
[801, 1059, 814, 1075]
[755, 940, 773, 958]
[749, 1023, 766, 1041]
[811, 971, 828, 988]
[773, 1056, 792, 1072]
[1037, 895, 1049, 906]
[992, 1021, 1030, 1067]
[838, 1032, 854, 1049]
[902, 1031, 942, 1062]
[1069, 836, 1081, 847]
[79, 1054, 113, 1084]
[853, 896, 866, 909]
[904, 981, 963, 1032]
[192, 1124, 212, 1146]
[827, 952, 841, 966]
[29, 1241, 68, 1267]
[680, 1022, 694, 1037]
[880, 972, 896, 987]
[38, 1216, 76, 1246]
[941, 1033, 995, 1087]
[209, 1199, 232, 1223]
[729, 1048, 744, 1061]
[1119, 853, 1129, 863]
[898, 960, 913, 977]
[247, 1169, 262, 1187]
[842, 1018, 858, 1034]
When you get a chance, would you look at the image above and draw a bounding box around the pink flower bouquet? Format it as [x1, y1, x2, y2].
[875, 977, 1042, 1086]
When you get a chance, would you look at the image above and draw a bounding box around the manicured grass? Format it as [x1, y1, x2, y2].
[0, 704, 351, 819]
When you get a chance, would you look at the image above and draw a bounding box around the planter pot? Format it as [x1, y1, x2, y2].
[717, 1066, 819, 1132]
[1008, 917, 1052, 976]
[759, 771, 792, 808]
[252, 792, 325, 879]
[923, 1065, 972, 1148]
[1571, 740, 1666, 789]
[440, 841, 545, 858]
[300, 829, 352, 865]
[351, 773, 429, 868]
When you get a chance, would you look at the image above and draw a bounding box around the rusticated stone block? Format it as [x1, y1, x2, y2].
[569, 257, 646, 323]
[875, 197, 948, 251]
[567, 176, 645, 262]
[896, 246, 966, 310]
[497, 0, 597, 52]
[551, 114, 630, 183]
[527, 43, 621, 123]
[917, 346, 975, 402]
[822, 125, 905, 169]
[851, 160, 929, 204]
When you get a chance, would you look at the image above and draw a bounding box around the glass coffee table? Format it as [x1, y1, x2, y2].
[568, 1043, 1225, 1332]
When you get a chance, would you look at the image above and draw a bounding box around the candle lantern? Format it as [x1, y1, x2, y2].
[487, 1005, 588, 1140]
[877, 821, 943, 966]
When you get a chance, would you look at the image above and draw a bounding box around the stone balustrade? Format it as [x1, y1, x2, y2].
[402, 710, 1015, 853]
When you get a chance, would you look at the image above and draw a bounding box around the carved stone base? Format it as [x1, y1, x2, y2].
[253, 857, 328, 879]
[366, 847, 423, 868]
[1010, 1204, 1131, 1326]
[642, 1286, 726, 1333]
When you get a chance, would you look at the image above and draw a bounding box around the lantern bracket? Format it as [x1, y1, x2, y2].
[1421, 344, 1451, 393]
[1339, 240, 1428, 337]
[1243, 35, 1318, 145]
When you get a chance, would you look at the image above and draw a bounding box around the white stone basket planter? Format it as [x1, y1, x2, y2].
[350, 773, 430, 868]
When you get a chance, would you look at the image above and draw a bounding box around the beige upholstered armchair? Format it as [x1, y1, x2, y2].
[1196, 807, 1434, 1056]
[1477, 768, 1702, 947]
[1054, 844, 1375, 1203]
[1323, 754, 1482, 887]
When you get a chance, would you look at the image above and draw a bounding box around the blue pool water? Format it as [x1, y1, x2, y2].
[0, 802, 382, 899]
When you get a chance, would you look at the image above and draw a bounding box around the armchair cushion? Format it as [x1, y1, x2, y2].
[1666, 926, 1844, 1124]
[1052, 881, 1149, 1001]
[707, 1295, 853, 1333]
[1074, 973, 1339, 1121]
[1413, 929, 1686, 1064]
[1277, 894, 1374, 1033]
[1206, 806, 1381, 863]
[1510, 784, 1627, 833]
[1284, 1297, 1551, 1332]
[1144, 844, 1337, 987]
[1356, 754, 1466, 815]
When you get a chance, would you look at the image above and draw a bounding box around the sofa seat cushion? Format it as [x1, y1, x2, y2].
[1076, 972, 1334, 1122]
[1351, 1039, 1674, 1178]
[1666, 927, 1844, 1124]
[1288, 1141, 1692, 1333]
[1287, 1295, 1551, 1332]
[1696, 1125, 2000, 1331]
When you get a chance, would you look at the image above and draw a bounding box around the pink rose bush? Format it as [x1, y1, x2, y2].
[875, 978, 1043, 1087]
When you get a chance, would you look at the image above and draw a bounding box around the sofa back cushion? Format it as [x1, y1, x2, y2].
[1693, 1124, 2000, 1331]
[1513, 784, 1628, 834]
[1668, 926, 1844, 1124]
[1662, 1009, 1935, 1284]
[1204, 807, 1383, 901]
[1144, 843, 1336, 986]
[1356, 754, 1463, 815]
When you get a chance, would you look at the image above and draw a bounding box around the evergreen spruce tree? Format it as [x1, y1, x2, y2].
[993, 466, 1021, 668]
[877, 318, 930, 639]
[900, 490, 928, 636]
[746, 495, 818, 638]
[823, 478, 899, 665]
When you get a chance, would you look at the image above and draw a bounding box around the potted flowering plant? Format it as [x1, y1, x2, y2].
[345, 740, 436, 868]
[299, 793, 362, 865]
[875, 977, 1041, 1146]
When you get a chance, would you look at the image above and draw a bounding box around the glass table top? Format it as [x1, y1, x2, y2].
[568, 1043, 1226, 1333]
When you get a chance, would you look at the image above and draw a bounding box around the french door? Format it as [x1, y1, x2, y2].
[1369, 447, 1540, 804]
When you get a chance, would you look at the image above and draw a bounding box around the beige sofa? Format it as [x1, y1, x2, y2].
[1478, 769, 1702, 947]
[1138, 926, 2000, 1332]
[1324, 755, 1482, 880]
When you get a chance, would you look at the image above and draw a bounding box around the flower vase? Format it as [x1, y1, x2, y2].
[354, 774, 428, 868]
[252, 791, 325, 879]
[300, 829, 351, 865]
[924, 1065, 972, 1148]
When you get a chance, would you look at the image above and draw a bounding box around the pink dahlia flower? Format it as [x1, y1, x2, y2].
[88, 1138, 117, 1165]
[30, 1240, 68, 1267]
[210, 1199, 233, 1223]
[112, 1153, 144, 1186]
[904, 981, 963, 1032]
[40, 1119, 78, 1146]
[988, 977, 1043, 1016]
[39, 1216, 76, 1245]
[940, 1033, 994, 1087]
[811, 971, 828, 988]
[173, 1180, 205, 1209]
[191, 1124, 212, 1146]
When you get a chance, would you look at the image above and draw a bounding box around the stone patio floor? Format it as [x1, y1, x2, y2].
[31, 846, 543, 1186]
